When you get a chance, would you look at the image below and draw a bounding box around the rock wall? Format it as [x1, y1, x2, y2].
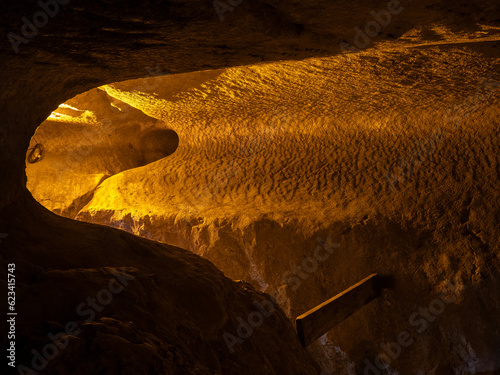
[2, 0, 500, 374]
[28, 43, 500, 373]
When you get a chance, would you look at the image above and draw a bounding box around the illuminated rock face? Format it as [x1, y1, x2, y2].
[26, 87, 180, 218]
[29, 46, 500, 373]
[2, 0, 500, 374]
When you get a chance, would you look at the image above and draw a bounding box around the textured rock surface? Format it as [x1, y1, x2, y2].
[29, 43, 500, 373]
[2, 0, 500, 374]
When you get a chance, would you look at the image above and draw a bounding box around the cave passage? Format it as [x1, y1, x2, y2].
[26, 84, 181, 219]
[17, 16, 500, 374]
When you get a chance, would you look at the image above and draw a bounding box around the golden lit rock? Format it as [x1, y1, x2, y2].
[2, 0, 500, 374]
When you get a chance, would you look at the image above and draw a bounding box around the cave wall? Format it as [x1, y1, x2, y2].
[28, 45, 500, 373]
[2, 0, 500, 374]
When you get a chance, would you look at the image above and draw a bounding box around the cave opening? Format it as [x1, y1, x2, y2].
[26, 80, 182, 220]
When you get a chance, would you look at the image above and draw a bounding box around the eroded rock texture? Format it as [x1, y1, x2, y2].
[2, 0, 500, 374]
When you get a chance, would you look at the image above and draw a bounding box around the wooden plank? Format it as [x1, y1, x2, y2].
[296, 273, 382, 347]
